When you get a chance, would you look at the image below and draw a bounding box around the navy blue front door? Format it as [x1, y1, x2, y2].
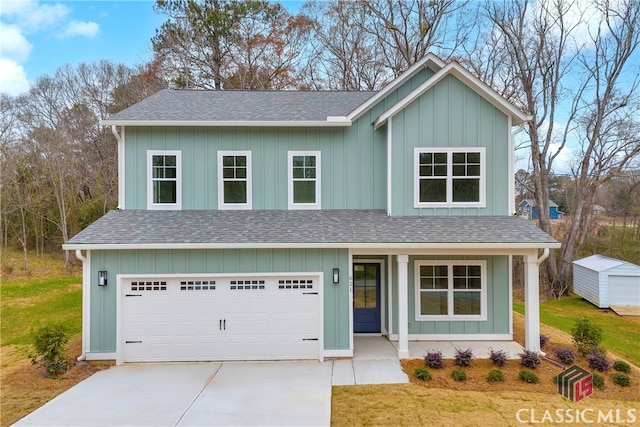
[353, 263, 381, 333]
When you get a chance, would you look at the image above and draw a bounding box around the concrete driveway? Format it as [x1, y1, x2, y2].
[14, 362, 333, 427]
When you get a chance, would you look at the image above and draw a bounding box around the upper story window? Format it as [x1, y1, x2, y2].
[414, 148, 485, 208]
[218, 151, 252, 210]
[147, 150, 181, 210]
[288, 151, 321, 210]
[415, 261, 487, 321]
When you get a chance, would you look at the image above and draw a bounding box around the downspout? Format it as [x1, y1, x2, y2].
[111, 125, 124, 210]
[537, 248, 549, 266]
[75, 249, 89, 361]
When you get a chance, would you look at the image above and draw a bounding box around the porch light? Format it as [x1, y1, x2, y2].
[333, 268, 340, 284]
[98, 270, 108, 287]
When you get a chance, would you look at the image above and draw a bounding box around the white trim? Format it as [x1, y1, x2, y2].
[101, 120, 354, 128]
[348, 248, 354, 354]
[386, 117, 393, 215]
[111, 126, 125, 210]
[64, 242, 561, 251]
[387, 255, 393, 337]
[413, 147, 486, 208]
[524, 253, 541, 352]
[74, 250, 90, 361]
[85, 352, 117, 361]
[218, 150, 252, 210]
[116, 271, 325, 364]
[287, 151, 321, 210]
[347, 53, 446, 122]
[147, 150, 182, 210]
[397, 254, 409, 358]
[323, 349, 353, 358]
[509, 255, 514, 336]
[389, 333, 513, 341]
[414, 260, 488, 321]
[374, 61, 528, 129]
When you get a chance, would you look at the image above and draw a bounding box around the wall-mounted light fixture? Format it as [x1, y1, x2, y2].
[333, 268, 340, 284]
[98, 270, 108, 286]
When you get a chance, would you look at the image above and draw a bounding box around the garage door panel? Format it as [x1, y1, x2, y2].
[122, 275, 321, 362]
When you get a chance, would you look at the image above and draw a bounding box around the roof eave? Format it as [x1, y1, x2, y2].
[63, 241, 561, 251]
[101, 119, 352, 127]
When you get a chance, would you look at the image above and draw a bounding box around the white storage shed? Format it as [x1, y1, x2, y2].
[573, 255, 640, 308]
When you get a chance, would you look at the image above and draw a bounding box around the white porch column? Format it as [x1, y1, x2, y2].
[524, 252, 541, 353]
[397, 254, 410, 358]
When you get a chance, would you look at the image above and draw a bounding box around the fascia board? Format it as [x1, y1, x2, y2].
[63, 241, 561, 251]
[100, 119, 353, 127]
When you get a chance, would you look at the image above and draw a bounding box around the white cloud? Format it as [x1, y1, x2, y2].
[59, 20, 99, 38]
[0, 23, 33, 62]
[0, 58, 30, 96]
[0, 0, 70, 32]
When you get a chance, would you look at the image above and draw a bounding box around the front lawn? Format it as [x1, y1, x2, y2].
[514, 296, 640, 366]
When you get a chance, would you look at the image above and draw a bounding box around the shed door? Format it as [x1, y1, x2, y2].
[608, 276, 640, 306]
[122, 276, 320, 362]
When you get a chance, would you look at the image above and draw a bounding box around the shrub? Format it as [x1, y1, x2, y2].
[539, 334, 550, 349]
[29, 323, 70, 378]
[518, 349, 541, 369]
[414, 367, 432, 381]
[554, 347, 575, 365]
[519, 370, 539, 384]
[587, 351, 611, 372]
[454, 347, 473, 367]
[487, 369, 505, 383]
[450, 368, 467, 382]
[613, 360, 631, 374]
[592, 373, 605, 390]
[424, 350, 445, 369]
[488, 348, 508, 368]
[612, 373, 631, 387]
[571, 316, 603, 355]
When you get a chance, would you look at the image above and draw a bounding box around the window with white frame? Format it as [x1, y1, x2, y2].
[147, 150, 181, 210]
[288, 151, 320, 209]
[218, 151, 252, 209]
[414, 148, 485, 207]
[415, 261, 487, 320]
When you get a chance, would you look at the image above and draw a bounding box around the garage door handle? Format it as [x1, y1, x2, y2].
[303, 292, 318, 295]
[223, 319, 226, 330]
[219, 319, 222, 330]
[125, 340, 142, 344]
[125, 294, 143, 297]
[302, 338, 318, 341]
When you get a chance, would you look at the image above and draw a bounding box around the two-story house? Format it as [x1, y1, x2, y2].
[63, 54, 560, 364]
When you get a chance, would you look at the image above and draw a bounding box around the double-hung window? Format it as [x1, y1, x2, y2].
[218, 151, 252, 210]
[288, 151, 321, 210]
[415, 261, 487, 320]
[414, 148, 485, 207]
[147, 150, 181, 210]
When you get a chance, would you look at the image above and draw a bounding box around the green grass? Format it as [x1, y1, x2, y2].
[514, 296, 640, 366]
[1, 276, 82, 346]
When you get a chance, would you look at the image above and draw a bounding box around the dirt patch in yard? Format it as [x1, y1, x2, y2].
[1, 338, 110, 427]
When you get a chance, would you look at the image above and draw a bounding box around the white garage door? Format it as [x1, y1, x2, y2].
[122, 275, 321, 362]
[608, 275, 640, 307]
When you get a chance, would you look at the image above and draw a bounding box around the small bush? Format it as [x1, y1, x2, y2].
[592, 373, 605, 390]
[29, 323, 70, 378]
[612, 373, 631, 387]
[587, 351, 611, 372]
[613, 360, 631, 374]
[571, 316, 603, 355]
[414, 367, 432, 381]
[554, 347, 575, 365]
[488, 348, 508, 368]
[487, 369, 505, 383]
[454, 347, 473, 367]
[424, 350, 445, 369]
[519, 370, 539, 384]
[539, 334, 550, 349]
[450, 368, 467, 382]
[518, 349, 541, 369]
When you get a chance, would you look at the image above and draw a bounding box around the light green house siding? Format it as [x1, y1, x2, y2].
[389, 74, 511, 216]
[389, 255, 510, 335]
[89, 248, 349, 353]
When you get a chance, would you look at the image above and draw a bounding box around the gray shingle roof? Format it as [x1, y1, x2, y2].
[65, 210, 559, 248]
[104, 90, 377, 123]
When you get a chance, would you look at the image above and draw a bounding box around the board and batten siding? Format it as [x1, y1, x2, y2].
[89, 248, 349, 354]
[389, 74, 511, 216]
[389, 255, 510, 336]
[572, 264, 602, 307]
